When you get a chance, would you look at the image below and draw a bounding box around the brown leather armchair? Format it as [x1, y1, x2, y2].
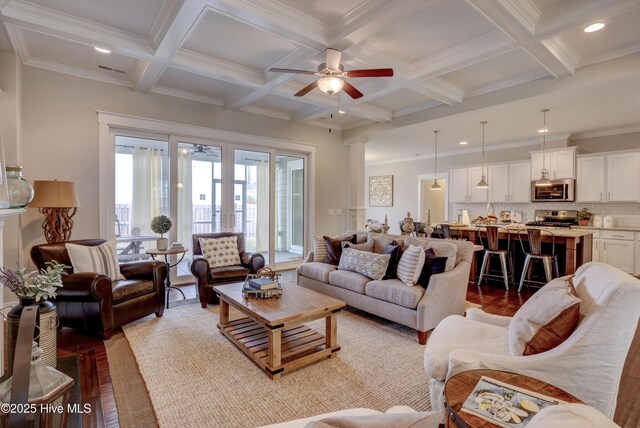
[30, 239, 167, 340]
[191, 232, 265, 308]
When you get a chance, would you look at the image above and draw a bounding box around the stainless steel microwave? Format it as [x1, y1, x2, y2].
[531, 179, 575, 202]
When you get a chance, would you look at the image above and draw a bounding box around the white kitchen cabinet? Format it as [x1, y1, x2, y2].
[488, 164, 509, 202]
[591, 231, 601, 263]
[576, 156, 605, 202]
[530, 147, 576, 179]
[450, 168, 468, 203]
[467, 166, 488, 203]
[635, 240, 640, 276]
[600, 231, 635, 273]
[509, 161, 531, 202]
[607, 153, 638, 202]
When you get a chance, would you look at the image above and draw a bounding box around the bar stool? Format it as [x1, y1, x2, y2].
[477, 226, 514, 290]
[434, 224, 461, 240]
[517, 228, 560, 292]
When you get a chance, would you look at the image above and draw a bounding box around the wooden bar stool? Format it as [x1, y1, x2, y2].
[477, 226, 514, 290]
[517, 228, 560, 292]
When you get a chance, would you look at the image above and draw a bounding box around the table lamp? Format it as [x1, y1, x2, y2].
[29, 180, 80, 243]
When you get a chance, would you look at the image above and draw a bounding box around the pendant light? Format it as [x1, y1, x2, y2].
[535, 108, 553, 187]
[430, 130, 442, 190]
[476, 121, 489, 188]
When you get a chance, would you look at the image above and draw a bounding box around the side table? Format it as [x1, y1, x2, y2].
[146, 248, 188, 309]
[444, 369, 582, 428]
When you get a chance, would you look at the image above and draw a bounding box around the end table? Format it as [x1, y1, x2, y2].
[146, 247, 188, 308]
[444, 369, 582, 428]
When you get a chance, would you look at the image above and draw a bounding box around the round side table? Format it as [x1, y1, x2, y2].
[146, 247, 188, 309]
[444, 369, 582, 428]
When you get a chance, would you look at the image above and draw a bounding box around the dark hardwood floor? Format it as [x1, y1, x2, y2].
[56, 279, 639, 427]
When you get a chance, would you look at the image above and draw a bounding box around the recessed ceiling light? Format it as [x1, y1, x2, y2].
[584, 23, 605, 33]
[94, 47, 111, 54]
[538, 128, 549, 133]
[338, 110, 346, 114]
[459, 141, 468, 145]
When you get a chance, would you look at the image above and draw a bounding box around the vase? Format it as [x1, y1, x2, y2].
[5, 165, 34, 208]
[157, 237, 169, 250]
[579, 219, 590, 226]
[7, 298, 58, 373]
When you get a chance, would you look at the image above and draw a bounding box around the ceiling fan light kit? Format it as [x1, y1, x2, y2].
[476, 121, 489, 189]
[270, 48, 393, 100]
[535, 109, 554, 187]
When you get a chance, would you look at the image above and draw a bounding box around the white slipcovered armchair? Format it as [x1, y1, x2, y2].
[423, 262, 640, 418]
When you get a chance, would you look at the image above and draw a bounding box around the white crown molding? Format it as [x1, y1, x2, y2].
[239, 104, 290, 121]
[464, 68, 550, 98]
[172, 49, 264, 87]
[418, 78, 465, 105]
[149, 0, 184, 48]
[342, 119, 375, 130]
[150, 85, 224, 106]
[24, 57, 132, 87]
[571, 124, 640, 140]
[3, 23, 30, 63]
[393, 100, 442, 118]
[306, 120, 343, 131]
[540, 36, 578, 74]
[498, 0, 541, 34]
[410, 30, 517, 80]
[577, 41, 640, 68]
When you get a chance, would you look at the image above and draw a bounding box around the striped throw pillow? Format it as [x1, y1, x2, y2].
[397, 245, 426, 286]
[312, 236, 328, 262]
[65, 239, 125, 281]
[338, 248, 390, 280]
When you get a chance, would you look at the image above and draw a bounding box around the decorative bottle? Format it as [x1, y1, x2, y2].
[6, 165, 34, 208]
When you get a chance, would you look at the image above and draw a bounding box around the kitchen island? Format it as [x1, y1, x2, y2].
[445, 226, 594, 285]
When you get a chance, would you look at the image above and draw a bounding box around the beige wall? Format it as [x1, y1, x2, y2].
[421, 179, 445, 223]
[14, 65, 349, 264]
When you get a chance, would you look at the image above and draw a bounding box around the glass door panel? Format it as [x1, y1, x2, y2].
[233, 149, 270, 264]
[275, 155, 304, 263]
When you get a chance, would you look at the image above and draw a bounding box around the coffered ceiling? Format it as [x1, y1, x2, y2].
[1, 0, 639, 139]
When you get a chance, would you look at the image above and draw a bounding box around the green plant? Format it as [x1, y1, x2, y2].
[150, 215, 172, 236]
[577, 208, 593, 220]
[0, 261, 67, 300]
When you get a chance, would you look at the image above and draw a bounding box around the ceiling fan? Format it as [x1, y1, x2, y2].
[269, 48, 393, 99]
[190, 145, 219, 158]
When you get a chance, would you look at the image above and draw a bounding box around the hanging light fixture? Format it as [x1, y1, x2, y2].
[535, 108, 553, 187]
[430, 130, 442, 190]
[476, 121, 489, 188]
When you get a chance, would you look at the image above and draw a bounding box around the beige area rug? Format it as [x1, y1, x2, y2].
[120, 303, 431, 428]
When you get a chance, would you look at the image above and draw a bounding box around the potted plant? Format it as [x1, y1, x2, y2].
[151, 215, 172, 250]
[577, 208, 593, 226]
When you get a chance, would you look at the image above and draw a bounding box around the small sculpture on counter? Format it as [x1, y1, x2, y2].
[400, 212, 415, 236]
[383, 215, 390, 234]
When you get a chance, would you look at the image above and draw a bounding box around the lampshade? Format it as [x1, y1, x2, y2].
[317, 76, 344, 95]
[430, 130, 442, 191]
[535, 108, 552, 187]
[476, 121, 489, 188]
[476, 175, 489, 188]
[430, 179, 442, 190]
[535, 170, 553, 187]
[30, 180, 80, 208]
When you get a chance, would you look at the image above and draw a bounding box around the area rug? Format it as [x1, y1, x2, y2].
[121, 303, 431, 428]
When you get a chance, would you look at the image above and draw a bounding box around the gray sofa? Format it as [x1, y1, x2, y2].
[297, 233, 473, 344]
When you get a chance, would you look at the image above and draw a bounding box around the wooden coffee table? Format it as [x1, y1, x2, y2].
[215, 283, 346, 379]
[444, 369, 582, 427]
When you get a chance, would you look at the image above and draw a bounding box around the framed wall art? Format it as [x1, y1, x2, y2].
[369, 175, 393, 207]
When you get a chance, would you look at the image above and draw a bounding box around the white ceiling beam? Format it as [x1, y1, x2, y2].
[466, 0, 574, 78]
[534, 0, 640, 40]
[329, 0, 430, 50]
[204, 0, 328, 51]
[133, 0, 209, 92]
[539, 36, 579, 73]
[171, 49, 264, 87]
[0, 0, 154, 58]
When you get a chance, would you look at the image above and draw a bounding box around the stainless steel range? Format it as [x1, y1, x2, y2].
[525, 210, 578, 228]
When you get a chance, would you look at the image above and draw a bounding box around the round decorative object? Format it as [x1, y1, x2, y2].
[256, 267, 276, 280]
[157, 237, 169, 250]
[7, 299, 57, 372]
[5, 165, 34, 208]
[401, 212, 415, 235]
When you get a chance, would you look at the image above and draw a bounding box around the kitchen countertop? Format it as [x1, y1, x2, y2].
[571, 225, 640, 232]
[451, 225, 595, 238]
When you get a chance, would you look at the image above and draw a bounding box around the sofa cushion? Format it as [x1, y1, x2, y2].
[312, 236, 328, 262]
[509, 277, 581, 356]
[65, 239, 125, 281]
[112, 279, 155, 303]
[397, 245, 425, 286]
[383, 241, 402, 279]
[370, 234, 405, 254]
[339, 248, 390, 280]
[209, 265, 250, 280]
[417, 248, 448, 288]
[342, 240, 375, 253]
[298, 262, 337, 283]
[365, 279, 424, 309]
[323, 235, 357, 265]
[424, 315, 509, 381]
[404, 237, 457, 271]
[328, 270, 370, 294]
[199, 236, 242, 268]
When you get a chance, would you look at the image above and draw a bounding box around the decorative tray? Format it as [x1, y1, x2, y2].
[242, 268, 283, 299]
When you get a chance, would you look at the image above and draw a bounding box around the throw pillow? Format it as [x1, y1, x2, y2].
[338, 248, 391, 280]
[508, 277, 581, 356]
[417, 248, 448, 288]
[396, 245, 426, 286]
[199, 236, 242, 268]
[382, 241, 402, 279]
[65, 239, 125, 281]
[322, 234, 357, 265]
[342, 240, 374, 253]
[312, 236, 328, 262]
[404, 237, 457, 271]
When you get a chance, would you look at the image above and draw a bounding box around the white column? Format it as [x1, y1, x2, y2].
[345, 138, 368, 230]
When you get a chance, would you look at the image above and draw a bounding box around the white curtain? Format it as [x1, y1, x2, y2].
[177, 150, 193, 251]
[131, 147, 163, 234]
[256, 160, 269, 254]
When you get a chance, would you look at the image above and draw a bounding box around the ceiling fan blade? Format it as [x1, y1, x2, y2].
[344, 68, 394, 78]
[341, 81, 363, 99]
[269, 68, 316, 75]
[294, 81, 318, 97]
[325, 48, 342, 70]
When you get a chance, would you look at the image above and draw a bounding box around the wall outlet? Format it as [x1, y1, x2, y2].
[328, 209, 335, 216]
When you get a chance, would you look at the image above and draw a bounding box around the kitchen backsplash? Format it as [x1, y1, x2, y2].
[452, 202, 640, 228]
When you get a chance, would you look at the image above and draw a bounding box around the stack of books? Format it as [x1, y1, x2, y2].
[247, 277, 278, 291]
[171, 242, 185, 250]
